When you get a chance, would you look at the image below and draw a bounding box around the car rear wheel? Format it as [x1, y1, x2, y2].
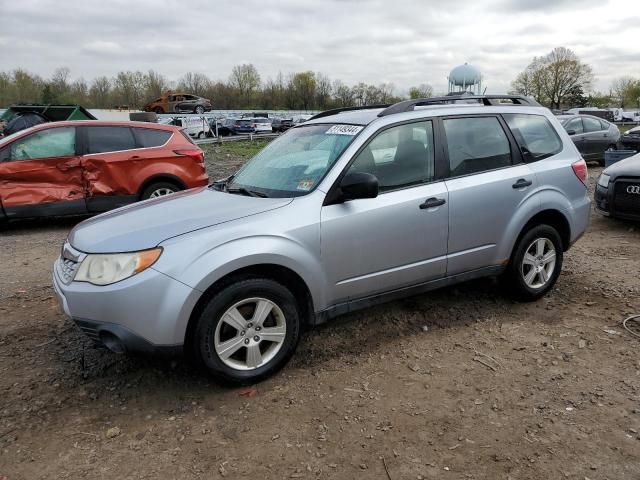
[503, 224, 563, 301]
[193, 278, 301, 384]
[194, 106, 205, 114]
[141, 181, 181, 200]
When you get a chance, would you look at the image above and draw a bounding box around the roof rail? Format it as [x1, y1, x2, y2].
[309, 104, 391, 121]
[377, 94, 541, 117]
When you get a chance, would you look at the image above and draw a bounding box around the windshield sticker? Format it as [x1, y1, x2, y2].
[325, 125, 363, 136]
[297, 180, 315, 191]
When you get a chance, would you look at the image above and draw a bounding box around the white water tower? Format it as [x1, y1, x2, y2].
[448, 63, 483, 94]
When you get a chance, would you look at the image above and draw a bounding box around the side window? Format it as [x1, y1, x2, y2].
[348, 121, 434, 192]
[443, 117, 511, 177]
[565, 117, 584, 134]
[86, 127, 136, 154]
[583, 117, 603, 133]
[134, 128, 172, 148]
[10, 127, 76, 161]
[503, 114, 562, 161]
[599, 119, 610, 130]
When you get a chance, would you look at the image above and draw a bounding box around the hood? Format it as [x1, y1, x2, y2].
[603, 152, 640, 178]
[68, 187, 292, 253]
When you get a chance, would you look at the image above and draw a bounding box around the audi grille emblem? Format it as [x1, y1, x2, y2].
[627, 185, 640, 195]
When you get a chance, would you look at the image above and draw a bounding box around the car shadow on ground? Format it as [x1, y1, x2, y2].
[1, 215, 90, 234]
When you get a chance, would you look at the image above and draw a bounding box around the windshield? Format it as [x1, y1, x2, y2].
[229, 124, 363, 197]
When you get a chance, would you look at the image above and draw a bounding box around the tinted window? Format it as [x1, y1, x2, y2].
[583, 117, 603, 133]
[503, 114, 562, 161]
[348, 121, 434, 191]
[443, 117, 511, 176]
[86, 127, 136, 154]
[239, 120, 252, 126]
[9, 127, 76, 161]
[134, 128, 172, 147]
[564, 117, 584, 134]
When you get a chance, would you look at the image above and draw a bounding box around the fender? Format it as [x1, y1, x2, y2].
[156, 234, 326, 342]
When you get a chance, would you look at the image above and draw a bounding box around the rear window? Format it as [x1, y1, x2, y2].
[134, 128, 172, 147]
[503, 114, 562, 161]
[239, 120, 252, 126]
[86, 126, 136, 154]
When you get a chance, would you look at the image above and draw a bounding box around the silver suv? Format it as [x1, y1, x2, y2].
[53, 95, 591, 384]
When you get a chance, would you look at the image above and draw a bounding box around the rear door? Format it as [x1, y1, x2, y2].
[564, 117, 587, 158]
[0, 126, 86, 218]
[582, 116, 608, 158]
[80, 125, 140, 212]
[441, 115, 538, 274]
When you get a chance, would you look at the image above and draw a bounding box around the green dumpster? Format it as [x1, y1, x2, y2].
[0, 104, 97, 122]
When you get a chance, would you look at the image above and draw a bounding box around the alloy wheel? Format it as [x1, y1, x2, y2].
[213, 297, 287, 370]
[149, 187, 176, 198]
[521, 237, 556, 289]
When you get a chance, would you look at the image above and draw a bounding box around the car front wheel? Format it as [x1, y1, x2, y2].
[193, 278, 301, 384]
[194, 106, 205, 114]
[504, 224, 563, 301]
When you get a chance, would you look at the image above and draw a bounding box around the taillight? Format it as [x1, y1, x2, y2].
[251, 123, 256, 128]
[174, 148, 204, 164]
[572, 158, 588, 186]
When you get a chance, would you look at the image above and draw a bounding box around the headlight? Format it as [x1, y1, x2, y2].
[597, 174, 610, 189]
[74, 248, 162, 285]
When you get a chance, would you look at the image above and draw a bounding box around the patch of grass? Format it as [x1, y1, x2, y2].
[617, 124, 637, 134]
[201, 139, 270, 159]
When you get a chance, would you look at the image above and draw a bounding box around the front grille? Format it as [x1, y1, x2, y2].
[614, 180, 640, 215]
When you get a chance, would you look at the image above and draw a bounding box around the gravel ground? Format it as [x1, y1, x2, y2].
[0, 156, 639, 479]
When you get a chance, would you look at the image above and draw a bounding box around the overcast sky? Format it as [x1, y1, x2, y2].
[0, 0, 637, 95]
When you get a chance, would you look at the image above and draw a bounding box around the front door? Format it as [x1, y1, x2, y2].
[0, 126, 86, 218]
[321, 120, 449, 304]
[441, 115, 539, 274]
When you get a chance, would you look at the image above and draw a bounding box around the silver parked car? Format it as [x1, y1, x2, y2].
[558, 114, 620, 165]
[53, 95, 591, 384]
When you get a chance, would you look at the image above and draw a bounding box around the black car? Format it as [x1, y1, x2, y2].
[208, 118, 237, 136]
[620, 126, 640, 151]
[558, 115, 621, 165]
[271, 118, 294, 133]
[594, 153, 640, 221]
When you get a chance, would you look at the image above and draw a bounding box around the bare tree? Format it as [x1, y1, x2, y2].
[178, 72, 210, 96]
[89, 76, 111, 108]
[511, 47, 593, 109]
[408, 83, 433, 99]
[229, 64, 261, 106]
[315, 72, 332, 109]
[145, 70, 169, 99]
[332, 80, 353, 107]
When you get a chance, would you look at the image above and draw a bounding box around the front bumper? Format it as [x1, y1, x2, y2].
[52, 254, 201, 352]
[594, 178, 640, 222]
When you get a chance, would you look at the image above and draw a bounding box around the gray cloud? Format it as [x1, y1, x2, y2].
[0, 0, 633, 95]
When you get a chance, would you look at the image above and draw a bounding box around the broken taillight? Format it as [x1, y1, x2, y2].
[571, 158, 588, 186]
[174, 148, 204, 164]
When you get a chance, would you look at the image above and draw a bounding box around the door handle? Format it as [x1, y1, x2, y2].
[419, 197, 446, 209]
[512, 178, 532, 189]
[128, 155, 141, 160]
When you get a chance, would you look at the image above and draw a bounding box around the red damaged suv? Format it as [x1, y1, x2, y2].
[0, 121, 209, 220]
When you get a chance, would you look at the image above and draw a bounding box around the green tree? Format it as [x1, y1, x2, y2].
[409, 84, 433, 99]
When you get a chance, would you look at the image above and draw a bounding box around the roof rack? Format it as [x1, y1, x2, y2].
[309, 104, 391, 121]
[377, 94, 541, 117]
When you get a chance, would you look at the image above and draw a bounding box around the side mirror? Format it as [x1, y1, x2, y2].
[566, 129, 576, 136]
[340, 171, 379, 201]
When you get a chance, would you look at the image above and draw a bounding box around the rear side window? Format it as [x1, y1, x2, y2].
[583, 117, 603, 133]
[503, 114, 562, 161]
[443, 117, 512, 177]
[134, 128, 172, 147]
[10, 127, 76, 161]
[86, 127, 136, 154]
[179, 130, 196, 145]
[599, 119, 610, 130]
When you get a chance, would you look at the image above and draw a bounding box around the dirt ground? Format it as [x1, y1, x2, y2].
[1, 153, 639, 479]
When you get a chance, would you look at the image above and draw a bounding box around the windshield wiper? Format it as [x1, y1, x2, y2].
[227, 185, 269, 198]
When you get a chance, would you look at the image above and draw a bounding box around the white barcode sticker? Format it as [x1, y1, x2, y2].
[325, 125, 363, 136]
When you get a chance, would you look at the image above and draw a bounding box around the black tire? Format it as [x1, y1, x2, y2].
[503, 224, 564, 302]
[153, 107, 164, 114]
[140, 181, 181, 200]
[197, 131, 204, 139]
[192, 278, 301, 385]
[194, 106, 205, 114]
